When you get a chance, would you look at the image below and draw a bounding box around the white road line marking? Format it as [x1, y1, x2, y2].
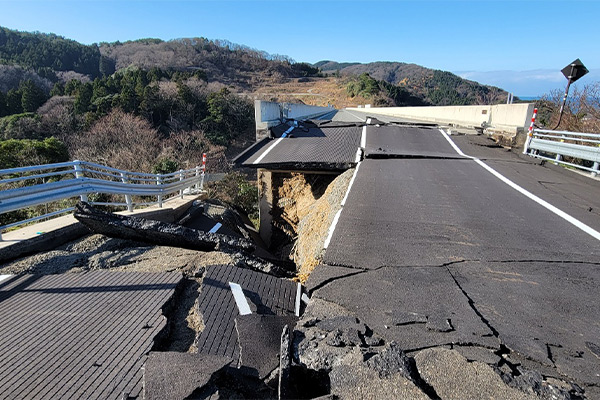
[244, 223, 258, 233]
[323, 209, 343, 249]
[0, 275, 13, 284]
[361, 125, 367, 148]
[253, 126, 294, 165]
[438, 129, 472, 159]
[354, 147, 362, 163]
[344, 109, 368, 122]
[301, 293, 310, 305]
[341, 162, 361, 207]
[208, 222, 222, 233]
[439, 129, 600, 242]
[253, 137, 284, 164]
[295, 282, 302, 316]
[229, 282, 252, 315]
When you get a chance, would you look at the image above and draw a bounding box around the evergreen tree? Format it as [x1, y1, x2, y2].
[20, 80, 47, 112]
[0, 91, 6, 117]
[74, 83, 93, 114]
[64, 79, 81, 96]
[50, 82, 65, 97]
[99, 55, 116, 76]
[6, 89, 23, 115]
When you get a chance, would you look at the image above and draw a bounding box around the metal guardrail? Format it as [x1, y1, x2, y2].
[0, 160, 209, 238]
[523, 129, 600, 176]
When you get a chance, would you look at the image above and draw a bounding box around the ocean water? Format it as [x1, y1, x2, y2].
[518, 96, 541, 101]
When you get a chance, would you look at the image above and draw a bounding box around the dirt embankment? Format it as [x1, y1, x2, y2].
[274, 170, 354, 282]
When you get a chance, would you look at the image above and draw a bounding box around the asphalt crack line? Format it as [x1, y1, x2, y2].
[307, 269, 368, 295]
[322, 259, 475, 271]
[445, 266, 500, 339]
[309, 260, 474, 297]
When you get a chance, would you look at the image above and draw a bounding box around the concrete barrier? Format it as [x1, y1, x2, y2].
[347, 103, 534, 134]
[255, 100, 334, 140]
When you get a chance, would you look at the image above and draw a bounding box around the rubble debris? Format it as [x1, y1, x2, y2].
[279, 325, 292, 400]
[235, 314, 298, 379]
[143, 352, 232, 400]
[0, 233, 232, 276]
[74, 202, 255, 253]
[366, 341, 413, 379]
[152, 277, 204, 353]
[414, 348, 538, 400]
[183, 200, 269, 251]
[229, 250, 293, 278]
[293, 298, 433, 399]
[498, 368, 587, 400]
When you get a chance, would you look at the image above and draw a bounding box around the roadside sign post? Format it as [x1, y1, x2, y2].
[552, 59, 589, 130]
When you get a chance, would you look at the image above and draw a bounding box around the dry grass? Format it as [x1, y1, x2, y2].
[252, 76, 372, 109]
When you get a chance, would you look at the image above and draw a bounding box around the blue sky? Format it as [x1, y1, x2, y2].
[0, 0, 598, 96]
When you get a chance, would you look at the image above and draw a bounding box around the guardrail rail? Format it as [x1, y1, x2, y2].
[0, 159, 210, 239]
[523, 128, 600, 177]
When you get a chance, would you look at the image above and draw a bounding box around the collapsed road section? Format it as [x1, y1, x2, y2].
[1, 108, 600, 398]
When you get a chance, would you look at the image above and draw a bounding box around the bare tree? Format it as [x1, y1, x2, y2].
[541, 81, 600, 133]
[72, 109, 161, 172]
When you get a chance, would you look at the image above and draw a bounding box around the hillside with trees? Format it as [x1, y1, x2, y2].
[0, 26, 517, 178]
[319, 60, 509, 105]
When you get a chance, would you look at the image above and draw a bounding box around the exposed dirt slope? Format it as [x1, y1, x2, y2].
[288, 170, 354, 282]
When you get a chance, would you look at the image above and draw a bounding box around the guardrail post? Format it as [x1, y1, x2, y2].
[554, 135, 566, 164]
[592, 161, 599, 177]
[156, 175, 163, 207]
[73, 161, 88, 202]
[195, 166, 200, 192]
[186, 169, 193, 194]
[179, 169, 184, 199]
[121, 172, 133, 212]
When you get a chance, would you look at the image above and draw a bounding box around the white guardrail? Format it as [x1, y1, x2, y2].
[523, 129, 600, 176]
[0, 159, 210, 239]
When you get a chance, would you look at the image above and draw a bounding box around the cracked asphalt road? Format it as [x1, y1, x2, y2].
[309, 110, 600, 393]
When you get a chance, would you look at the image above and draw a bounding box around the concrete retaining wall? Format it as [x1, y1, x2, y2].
[286, 103, 334, 120]
[347, 103, 534, 134]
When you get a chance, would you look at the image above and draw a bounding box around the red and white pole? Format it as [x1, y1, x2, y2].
[523, 107, 538, 154]
[199, 153, 207, 190]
